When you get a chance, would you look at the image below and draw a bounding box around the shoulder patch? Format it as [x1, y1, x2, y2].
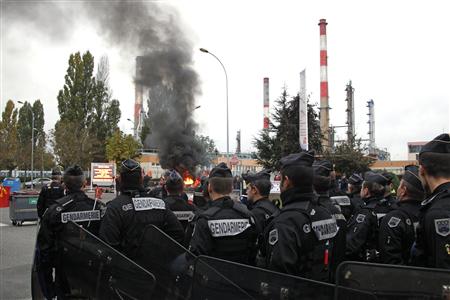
[356, 213, 366, 223]
[435, 218, 450, 237]
[311, 218, 338, 240]
[331, 196, 351, 206]
[61, 210, 101, 223]
[303, 223, 311, 233]
[388, 216, 401, 228]
[207, 218, 251, 237]
[132, 197, 165, 211]
[173, 211, 195, 222]
[269, 229, 278, 245]
[122, 203, 133, 211]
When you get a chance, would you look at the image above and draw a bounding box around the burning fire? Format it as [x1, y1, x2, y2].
[183, 171, 194, 186]
[182, 171, 201, 188]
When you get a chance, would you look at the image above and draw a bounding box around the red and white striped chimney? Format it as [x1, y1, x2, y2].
[319, 19, 330, 149]
[263, 77, 270, 129]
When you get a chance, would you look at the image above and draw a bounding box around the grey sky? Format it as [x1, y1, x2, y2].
[1, 0, 449, 160]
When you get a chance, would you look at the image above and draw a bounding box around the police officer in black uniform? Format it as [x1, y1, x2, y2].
[263, 152, 338, 281]
[382, 172, 398, 207]
[36, 165, 105, 299]
[243, 169, 279, 231]
[189, 162, 258, 265]
[193, 176, 210, 211]
[346, 171, 390, 262]
[346, 173, 365, 218]
[37, 169, 65, 219]
[242, 169, 279, 267]
[99, 159, 184, 259]
[313, 160, 346, 281]
[412, 134, 450, 268]
[163, 170, 197, 246]
[379, 165, 424, 265]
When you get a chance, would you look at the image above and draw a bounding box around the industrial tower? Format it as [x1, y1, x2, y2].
[319, 19, 330, 150]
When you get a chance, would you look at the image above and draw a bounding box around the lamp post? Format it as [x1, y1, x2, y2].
[127, 118, 137, 139]
[18, 101, 34, 188]
[199, 48, 230, 166]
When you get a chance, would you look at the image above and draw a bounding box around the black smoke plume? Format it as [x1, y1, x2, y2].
[85, 1, 205, 172]
[4, 1, 206, 172]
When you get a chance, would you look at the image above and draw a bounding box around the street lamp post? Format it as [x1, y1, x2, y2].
[199, 48, 230, 166]
[18, 101, 34, 188]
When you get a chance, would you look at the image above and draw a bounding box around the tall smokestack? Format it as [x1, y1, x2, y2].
[135, 56, 144, 139]
[345, 80, 355, 143]
[319, 19, 330, 151]
[236, 130, 241, 154]
[263, 77, 269, 129]
[367, 99, 375, 154]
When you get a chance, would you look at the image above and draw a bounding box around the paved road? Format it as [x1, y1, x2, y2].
[0, 191, 115, 299]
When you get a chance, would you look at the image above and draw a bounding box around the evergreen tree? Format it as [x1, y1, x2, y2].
[0, 101, 19, 175]
[323, 138, 374, 176]
[17, 100, 46, 172]
[253, 88, 323, 169]
[53, 52, 121, 168]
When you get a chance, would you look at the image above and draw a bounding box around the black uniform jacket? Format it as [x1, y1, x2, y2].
[346, 196, 385, 261]
[318, 193, 346, 280]
[164, 195, 197, 230]
[189, 196, 258, 264]
[412, 182, 450, 268]
[37, 191, 104, 251]
[264, 188, 338, 281]
[37, 181, 65, 218]
[250, 197, 279, 232]
[378, 199, 420, 265]
[99, 191, 184, 258]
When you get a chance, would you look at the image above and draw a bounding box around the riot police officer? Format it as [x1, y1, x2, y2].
[99, 159, 184, 258]
[243, 169, 279, 232]
[313, 160, 346, 281]
[36, 165, 105, 299]
[193, 176, 210, 211]
[379, 165, 424, 265]
[163, 170, 196, 245]
[242, 169, 279, 267]
[263, 152, 338, 281]
[382, 172, 398, 207]
[189, 162, 258, 264]
[412, 134, 450, 268]
[345, 173, 365, 217]
[36, 169, 65, 218]
[346, 171, 389, 262]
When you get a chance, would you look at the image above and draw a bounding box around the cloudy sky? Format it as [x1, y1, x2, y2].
[1, 0, 449, 160]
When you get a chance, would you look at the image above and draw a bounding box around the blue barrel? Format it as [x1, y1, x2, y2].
[3, 178, 21, 192]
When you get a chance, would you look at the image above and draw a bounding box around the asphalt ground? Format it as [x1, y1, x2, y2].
[0, 191, 115, 300]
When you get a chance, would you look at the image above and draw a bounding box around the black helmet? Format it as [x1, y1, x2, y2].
[119, 159, 143, 191]
[165, 170, 184, 193]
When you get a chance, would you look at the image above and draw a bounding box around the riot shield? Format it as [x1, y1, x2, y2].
[32, 221, 155, 299]
[336, 261, 450, 299]
[192, 256, 375, 300]
[135, 225, 251, 300]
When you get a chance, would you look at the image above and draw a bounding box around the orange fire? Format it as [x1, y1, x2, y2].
[183, 171, 195, 186]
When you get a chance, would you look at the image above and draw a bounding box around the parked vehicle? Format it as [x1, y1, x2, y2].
[24, 177, 52, 189]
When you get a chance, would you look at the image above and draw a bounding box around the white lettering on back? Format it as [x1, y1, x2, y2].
[132, 198, 166, 211]
[207, 219, 250, 237]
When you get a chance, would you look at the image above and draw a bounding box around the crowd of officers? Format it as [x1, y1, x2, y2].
[35, 133, 450, 299]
